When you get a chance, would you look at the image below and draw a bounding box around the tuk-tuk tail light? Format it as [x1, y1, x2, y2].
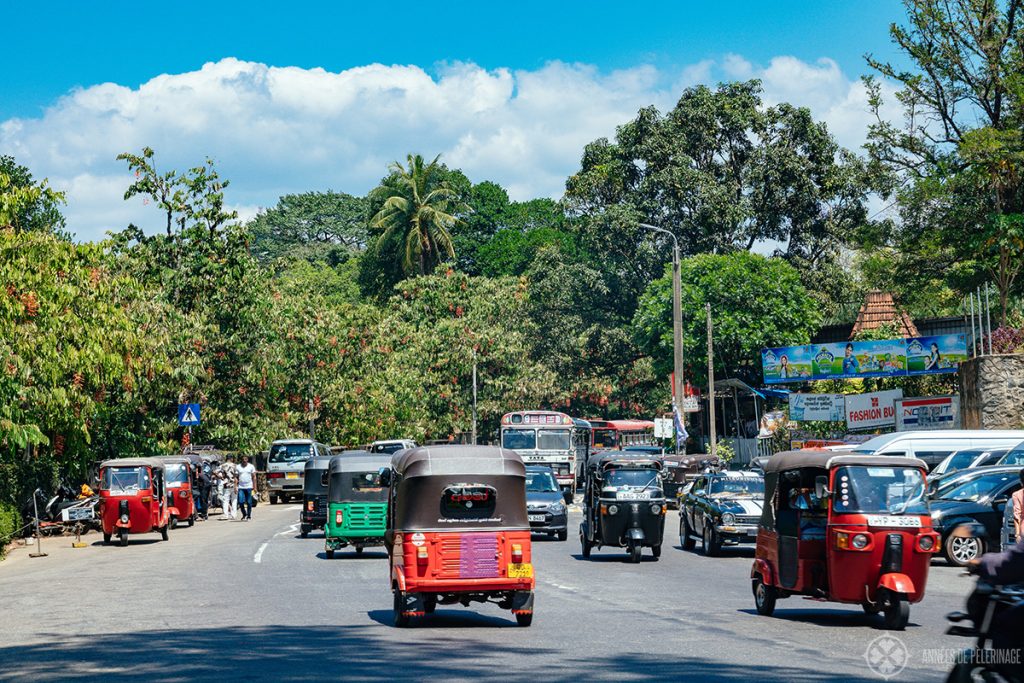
[511, 543, 523, 563]
[335, 510, 343, 525]
[416, 546, 429, 564]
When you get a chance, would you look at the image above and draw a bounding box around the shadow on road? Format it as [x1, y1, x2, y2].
[0, 625, 886, 682]
[316, 550, 389, 561]
[736, 607, 922, 630]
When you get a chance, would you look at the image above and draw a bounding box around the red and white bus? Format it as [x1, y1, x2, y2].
[587, 419, 657, 451]
[500, 411, 584, 494]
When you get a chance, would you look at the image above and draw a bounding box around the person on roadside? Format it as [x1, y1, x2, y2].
[1011, 470, 1024, 542]
[219, 456, 239, 520]
[237, 455, 257, 521]
[194, 462, 211, 521]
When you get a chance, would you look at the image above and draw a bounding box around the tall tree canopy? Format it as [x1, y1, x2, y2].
[248, 191, 369, 263]
[0, 156, 67, 236]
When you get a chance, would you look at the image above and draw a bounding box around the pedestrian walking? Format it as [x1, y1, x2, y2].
[219, 456, 239, 520]
[237, 455, 257, 521]
[194, 462, 212, 521]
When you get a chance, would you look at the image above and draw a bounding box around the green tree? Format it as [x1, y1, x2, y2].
[248, 191, 369, 263]
[0, 156, 66, 236]
[865, 0, 1024, 322]
[369, 154, 465, 277]
[633, 252, 822, 387]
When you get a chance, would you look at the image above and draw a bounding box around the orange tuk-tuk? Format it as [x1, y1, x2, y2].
[158, 456, 196, 528]
[98, 457, 172, 546]
[383, 445, 535, 627]
[751, 451, 939, 630]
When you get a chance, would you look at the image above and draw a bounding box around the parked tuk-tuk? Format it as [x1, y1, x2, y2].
[579, 451, 666, 562]
[300, 455, 333, 538]
[662, 454, 722, 508]
[383, 445, 535, 627]
[158, 456, 196, 528]
[324, 452, 391, 558]
[97, 457, 172, 546]
[751, 450, 939, 630]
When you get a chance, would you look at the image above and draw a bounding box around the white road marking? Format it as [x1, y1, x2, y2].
[287, 505, 302, 511]
[275, 523, 300, 537]
[254, 542, 269, 563]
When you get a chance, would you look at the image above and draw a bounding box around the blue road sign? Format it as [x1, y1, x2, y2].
[178, 403, 201, 426]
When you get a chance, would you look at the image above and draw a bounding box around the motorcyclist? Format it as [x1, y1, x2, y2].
[968, 537, 1024, 673]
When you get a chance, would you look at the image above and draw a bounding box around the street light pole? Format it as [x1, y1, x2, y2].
[639, 223, 684, 455]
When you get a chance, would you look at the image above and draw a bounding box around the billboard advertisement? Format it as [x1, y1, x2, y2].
[845, 389, 903, 430]
[895, 396, 961, 431]
[789, 393, 845, 422]
[762, 334, 967, 384]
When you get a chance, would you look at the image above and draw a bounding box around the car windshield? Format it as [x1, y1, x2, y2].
[1001, 445, 1024, 466]
[939, 471, 1018, 503]
[370, 442, 406, 454]
[605, 468, 659, 490]
[102, 466, 150, 494]
[526, 470, 559, 492]
[593, 429, 617, 449]
[164, 463, 188, 487]
[270, 444, 314, 463]
[502, 428, 536, 450]
[537, 429, 571, 451]
[708, 478, 764, 496]
[833, 466, 926, 514]
[944, 451, 980, 473]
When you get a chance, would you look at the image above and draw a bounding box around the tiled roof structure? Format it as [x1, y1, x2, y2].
[849, 290, 919, 339]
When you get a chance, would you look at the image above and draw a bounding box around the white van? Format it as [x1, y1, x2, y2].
[853, 430, 1024, 469]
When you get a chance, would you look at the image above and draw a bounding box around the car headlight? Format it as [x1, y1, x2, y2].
[549, 501, 565, 514]
[720, 512, 736, 525]
[930, 509, 943, 526]
[607, 504, 619, 515]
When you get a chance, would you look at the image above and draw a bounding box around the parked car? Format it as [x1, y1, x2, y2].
[932, 448, 1008, 477]
[678, 470, 764, 556]
[853, 430, 1024, 469]
[997, 440, 1024, 466]
[525, 465, 567, 540]
[908, 465, 1023, 566]
[368, 439, 417, 455]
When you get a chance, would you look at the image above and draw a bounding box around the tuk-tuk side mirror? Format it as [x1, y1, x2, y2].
[814, 475, 830, 500]
[378, 468, 392, 487]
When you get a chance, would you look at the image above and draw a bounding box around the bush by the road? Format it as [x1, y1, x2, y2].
[0, 502, 21, 558]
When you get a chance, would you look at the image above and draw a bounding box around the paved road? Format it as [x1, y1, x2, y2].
[0, 504, 974, 682]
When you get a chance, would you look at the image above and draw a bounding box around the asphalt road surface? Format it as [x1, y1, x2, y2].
[0, 503, 975, 682]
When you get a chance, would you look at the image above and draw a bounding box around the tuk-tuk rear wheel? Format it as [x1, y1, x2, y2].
[753, 577, 777, 616]
[515, 612, 533, 627]
[580, 527, 592, 558]
[355, 546, 364, 555]
[393, 591, 410, 628]
[651, 544, 661, 559]
[170, 516, 178, 531]
[187, 516, 194, 528]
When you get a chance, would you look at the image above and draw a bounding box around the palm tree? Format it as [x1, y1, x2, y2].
[370, 154, 465, 276]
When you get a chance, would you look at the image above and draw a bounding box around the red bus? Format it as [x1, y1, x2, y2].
[588, 419, 656, 451]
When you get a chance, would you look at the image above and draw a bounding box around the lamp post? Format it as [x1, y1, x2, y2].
[639, 223, 684, 454]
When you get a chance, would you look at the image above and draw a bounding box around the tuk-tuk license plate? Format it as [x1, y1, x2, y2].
[865, 515, 921, 528]
[507, 563, 533, 578]
[285, 472, 299, 479]
[528, 515, 545, 522]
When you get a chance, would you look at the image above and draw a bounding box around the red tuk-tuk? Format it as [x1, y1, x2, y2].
[158, 456, 196, 528]
[98, 457, 172, 546]
[383, 445, 535, 627]
[751, 451, 939, 630]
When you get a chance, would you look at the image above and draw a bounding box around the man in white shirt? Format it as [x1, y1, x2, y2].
[218, 456, 239, 520]
[236, 455, 258, 521]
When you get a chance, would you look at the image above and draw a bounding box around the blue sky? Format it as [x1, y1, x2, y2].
[1, 1, 909, 240]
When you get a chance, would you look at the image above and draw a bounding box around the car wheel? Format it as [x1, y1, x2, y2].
[680, 515, 696, 551]
[753, 576, 777, 616]
[556, 529, 567, 542]
[703, 522, 721, 557]
[945, 531, 984, 566]
[270, 495, 279, 505]
[424, 595, 437, 614]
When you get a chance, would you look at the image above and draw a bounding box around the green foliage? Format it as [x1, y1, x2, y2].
[0, 157, 67, 237]
[478, 228, 576, 277]
[248, 191, 368, 263]
[0, 502, 20, 556]
[633, 252, 822, 386]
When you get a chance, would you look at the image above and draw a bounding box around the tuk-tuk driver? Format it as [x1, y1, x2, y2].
[790, 487, 827, 540]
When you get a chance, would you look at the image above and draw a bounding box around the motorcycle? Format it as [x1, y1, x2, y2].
[946, 581, 1024, 682]
[21, 484, 99, 534]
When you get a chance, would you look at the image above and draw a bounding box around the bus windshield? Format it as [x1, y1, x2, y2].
[537, 429, 571, 451]
[593, 429, 617, 449]
[502, 428, 536, 450]
[833, 466, 926, 514]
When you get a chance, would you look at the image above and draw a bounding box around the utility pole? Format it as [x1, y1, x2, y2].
[639, 222, 685, 454]
[308, 395, 315, 441]
[472, 349, 478, 445]
[706, 303, 717, 458]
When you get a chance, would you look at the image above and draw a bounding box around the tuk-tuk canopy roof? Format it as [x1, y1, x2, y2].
[392, 445, 526, 479]
[764, 450, 928, 473]
[591, 451, 664, 471]
[156, 456, 190, 466]
[330, 453, 392, 473]
[303, 455, 334, 472]
[99, 457, 166, 470]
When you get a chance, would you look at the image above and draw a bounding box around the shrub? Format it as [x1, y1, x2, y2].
[0, 502, 22, 559]
[987, 327, 1024, 354]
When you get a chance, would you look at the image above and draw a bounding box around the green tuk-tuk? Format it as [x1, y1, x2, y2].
[325, 452, 392, 558]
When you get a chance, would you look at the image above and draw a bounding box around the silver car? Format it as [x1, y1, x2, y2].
[267, 439, 330, 504]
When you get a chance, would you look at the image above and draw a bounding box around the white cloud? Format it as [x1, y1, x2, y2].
[0, 56, 898, 242]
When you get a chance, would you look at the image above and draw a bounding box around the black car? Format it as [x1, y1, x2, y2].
[678, 471, 764, 556]
[909, 465, 1022, 566]
[526, 466, 568, 540]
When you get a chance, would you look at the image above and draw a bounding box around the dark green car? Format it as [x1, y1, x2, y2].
[325, 452, 392, 558]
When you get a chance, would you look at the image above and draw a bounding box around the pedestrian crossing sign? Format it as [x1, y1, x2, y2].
[178, 403, 201, 426]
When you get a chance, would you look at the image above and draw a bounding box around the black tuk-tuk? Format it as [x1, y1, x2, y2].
[301, 455, 333, 537]
[579, 451, 666, 563]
